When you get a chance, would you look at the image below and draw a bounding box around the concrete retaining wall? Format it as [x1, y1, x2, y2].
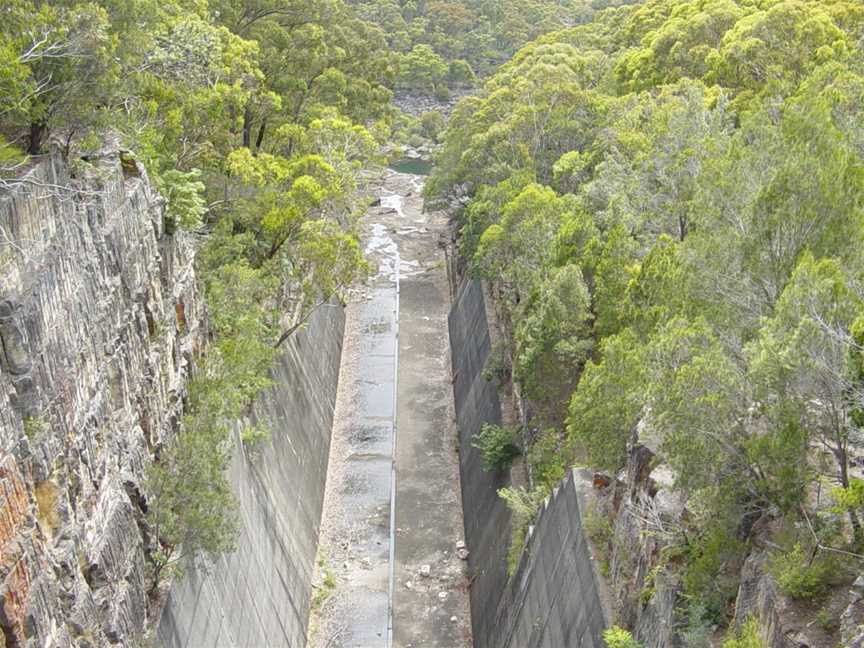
[448, 280, 512, 648]
[489, 471, 607, 648]
[448, 280, 607, 648]
[158, 303, 345, 648]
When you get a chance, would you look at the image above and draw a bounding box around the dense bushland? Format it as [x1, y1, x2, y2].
[430, 0, 864, 634]
[349, 0, 643, 92]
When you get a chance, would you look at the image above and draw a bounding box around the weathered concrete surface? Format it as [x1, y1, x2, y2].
[311, 170, 470, 647]
[391, 175, 471, 647]
[448, 279, 512, 648]
[0, 151, 201, 646]
[158, 302, 345, 648]
[309, 204, 398, 647]
[488, 470, 607, 648]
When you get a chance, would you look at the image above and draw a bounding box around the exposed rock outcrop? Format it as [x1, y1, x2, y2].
[0, 150, 201, 646]
[594, 437, 860, 648]
[600, 444, 683, 648]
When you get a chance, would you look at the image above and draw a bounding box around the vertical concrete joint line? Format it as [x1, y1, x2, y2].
[387, 249, 400, 648]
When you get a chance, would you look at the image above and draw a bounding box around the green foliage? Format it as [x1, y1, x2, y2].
[682, 522, 745, 623]
[583, 503, 613, 575]
[567, 329, 644, 472]
[433, 83, 451, 102]
[472, 423, 520, 472]
[312, 554, 337, 611]
[679, 603, 713, 648]
[158, 168, 207, 230]
[0, 0, 393, 598]
[481, 343, 509, 384]
[498, 485, 545, 575]
[0, 1, 115, 153]
[815, 607, 839, 634]
[833, 478, 864, 517]
[770, 544, 832, 600]
[602, 626, 643, 648]
[420, 111, 445, 141]
[425, 0, 864, 639]
[144, 404, 239, 591]
[722, 618, 767, 648]
[527, 428, 567, 491]
[0, 137, 25, 169]
[514, 264, 593, 405]
[23, 416, 49, 442]
[397, 44, 448, 92]
[240, 424, 271, 451]
[353, 0, 584, 78]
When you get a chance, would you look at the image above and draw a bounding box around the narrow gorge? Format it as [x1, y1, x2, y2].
[0, 150, 612, 647]
[3, 1, 864, 647]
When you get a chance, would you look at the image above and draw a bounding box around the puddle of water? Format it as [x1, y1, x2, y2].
[388, 158, 433, 176]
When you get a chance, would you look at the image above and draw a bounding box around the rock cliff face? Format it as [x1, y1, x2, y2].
[597, 441, 864, 648]
[602, 444, 683, 648]
[0, 151, 201, 646]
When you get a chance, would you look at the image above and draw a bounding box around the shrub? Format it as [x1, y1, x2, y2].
[583, 504, 613, 574]
[144, 413, 239, 592]
[722, 618, 766, 648]
[447, 59, 475, 86]
[241, 424, 271, 451]
[433, 83, 450, 102]
[527, 428, 567, 491]
[770, 544, 830, 600]
[157, 168, 207, 230]
[679, 603, 712, 648]
[682, 523, 744, 622]
[815, 607, 839, 633]
[420, 111, 445, 142]
[603, 626, 642, 648]
[23, 416, 49, 441]
[498, 486, 545, 575]
[481, 343, 509, 383]
[473, 423, 520, 471]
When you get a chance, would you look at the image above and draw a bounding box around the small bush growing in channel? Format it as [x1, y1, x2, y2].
[722, 617, 767, 648]
[473, 423, 520, 472]
[603, 626, 643, 648]
[498, 486, 545, 575]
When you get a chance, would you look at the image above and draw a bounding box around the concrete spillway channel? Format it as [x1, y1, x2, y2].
[310, 170, 472, 647]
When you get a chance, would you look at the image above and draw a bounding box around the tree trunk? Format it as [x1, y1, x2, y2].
[254, 119, 267, 152]
[242, 104, 253, 149]
[28, 121, 47, 155]
[678, 214, 688, 241]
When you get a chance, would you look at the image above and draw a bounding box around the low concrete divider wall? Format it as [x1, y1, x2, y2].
[158, 303, 345, 648]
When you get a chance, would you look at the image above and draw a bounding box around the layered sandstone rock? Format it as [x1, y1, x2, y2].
[0, 150, 201, 646]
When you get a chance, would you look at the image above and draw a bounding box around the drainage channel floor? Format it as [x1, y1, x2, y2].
[310, 170, 471, 647]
